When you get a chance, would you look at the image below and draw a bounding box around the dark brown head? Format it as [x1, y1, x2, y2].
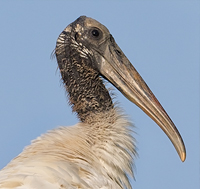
[55, 16, 186, 162]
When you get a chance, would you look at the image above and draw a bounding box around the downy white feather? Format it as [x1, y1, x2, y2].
[0, 109, 136, 189]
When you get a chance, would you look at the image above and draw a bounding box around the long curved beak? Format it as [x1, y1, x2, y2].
[96, 35, 186, 162]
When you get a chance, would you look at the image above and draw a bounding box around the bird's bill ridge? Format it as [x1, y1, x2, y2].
[96, 37, 186, 162]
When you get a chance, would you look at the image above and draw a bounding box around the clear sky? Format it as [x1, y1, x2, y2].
[0, 1, 199, 188]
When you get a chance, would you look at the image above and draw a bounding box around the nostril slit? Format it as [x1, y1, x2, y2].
[115, 49, 121, 56]
[75, 32, 78, 41]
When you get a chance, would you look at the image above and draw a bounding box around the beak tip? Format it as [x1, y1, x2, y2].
[180, 152, 186, 162]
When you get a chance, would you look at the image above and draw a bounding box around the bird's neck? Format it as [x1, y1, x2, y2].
[58, 50, 113, 122]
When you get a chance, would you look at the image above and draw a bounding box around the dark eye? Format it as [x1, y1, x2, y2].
[91, 29, 100, 37]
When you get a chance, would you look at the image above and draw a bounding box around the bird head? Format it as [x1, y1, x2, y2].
[55, 16, 186, 162]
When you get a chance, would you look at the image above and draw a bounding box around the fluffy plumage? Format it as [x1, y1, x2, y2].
[0, 109, 136, 189]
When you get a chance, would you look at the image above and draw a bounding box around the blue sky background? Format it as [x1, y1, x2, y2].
[0, 1, 199, 188]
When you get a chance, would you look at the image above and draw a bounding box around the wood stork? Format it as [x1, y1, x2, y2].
[0, 16, 186, 189]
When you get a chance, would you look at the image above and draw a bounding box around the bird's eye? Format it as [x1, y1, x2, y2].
[92, 29, 100, 37]
[89, 28, 102, 40]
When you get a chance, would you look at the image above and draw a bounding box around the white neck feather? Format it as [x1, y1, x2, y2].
[0, 108, 136, 189]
